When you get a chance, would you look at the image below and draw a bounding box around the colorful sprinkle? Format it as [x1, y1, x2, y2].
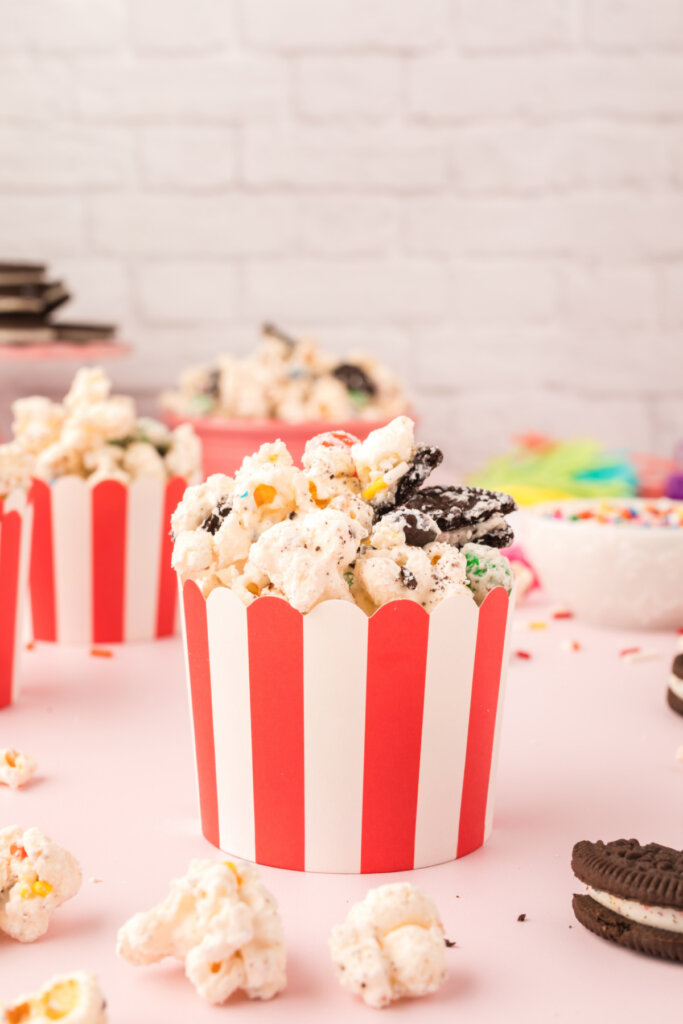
[541, 501, 683, 528]
[560, 640, 581, 652]
[552, 608, 573, 620]
[90, 648, 113, 659]
[620, 648, 660, 664]
[528, 621, 547, 630]
[515, 650, 532, 660]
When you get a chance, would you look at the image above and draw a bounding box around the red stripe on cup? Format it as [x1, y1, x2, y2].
[0, 508, 21, 707]
[361, 601, 429, 873]
[457, 587, 509, 858]
[183, 580, 220, 847]
[92, 482, 127, 644]
[247, 597, 305, 870]
[156, 476, 186, 638]
[29, 480, 56, 642]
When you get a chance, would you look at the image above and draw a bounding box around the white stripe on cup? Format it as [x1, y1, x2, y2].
[484, 589, 515, 842]
[52, 478, 92, 644]
[11, 494, 32, 702]
[125, 478, 165, 642]
[413, 593, 478, 869]
[303, 600, 367, 873]
[207, 587, 255, 862]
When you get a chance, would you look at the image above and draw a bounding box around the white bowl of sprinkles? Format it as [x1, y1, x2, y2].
[522, 498, 683, 630]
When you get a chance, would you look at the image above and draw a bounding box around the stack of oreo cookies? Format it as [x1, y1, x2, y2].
[0, 260, 116, 346]
[374, 445, 517, 550]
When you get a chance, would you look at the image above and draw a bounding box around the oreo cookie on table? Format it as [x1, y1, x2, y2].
[667, 653, 683, 717]
[401, 484, 516, 548]
[572, 838, 683, 962]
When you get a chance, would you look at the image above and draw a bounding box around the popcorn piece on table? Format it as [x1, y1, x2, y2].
[0, 749, 37, 790]
[117, 859, 286, 1005]
[0, 826, 82, 942]
[0, 971, 107, 1024]
[329, 883, 448, 1009]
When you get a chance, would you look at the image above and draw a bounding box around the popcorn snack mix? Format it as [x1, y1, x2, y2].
[0, 748, 37, 790]
[0, 443, 33, 500]
[0, 971, 107, 1024]
[161, 323, 409, 424]
[172, 416, 516, 614]
[12, 367, 201, 486]
[0, 826, 82, 942]
[117, 859, 286, 1005]
[329, 883, 448, 1009]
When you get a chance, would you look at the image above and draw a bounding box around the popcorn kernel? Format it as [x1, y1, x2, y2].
[6, 1002, 31, 1024]
[32, 880, 53, 898]
[42, 979, 79, 1019]
[253, 484, 276, 507]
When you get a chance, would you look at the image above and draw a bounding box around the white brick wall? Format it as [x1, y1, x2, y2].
[0, 0, 682, 474]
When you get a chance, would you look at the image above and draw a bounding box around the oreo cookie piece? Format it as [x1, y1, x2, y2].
[392, 508, 440, 547]
[332, 363, 377, 398]
[571, 838, 683, 962]
[402, 484, 516, 549]
[262, 322, 297, 349]
[0, 261, 46, 287]
[667, 653, 683, 717]
[201, 496, 233, 535]
[393, 445, 443, 507]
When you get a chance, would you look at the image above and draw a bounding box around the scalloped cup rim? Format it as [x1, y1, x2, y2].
[181, 574, 510, 621]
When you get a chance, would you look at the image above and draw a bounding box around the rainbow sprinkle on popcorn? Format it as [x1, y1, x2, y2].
[542, 501, 683, 528]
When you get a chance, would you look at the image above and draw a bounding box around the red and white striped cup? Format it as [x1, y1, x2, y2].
[181, 582, 514, 873]
[0, 489, 32, 708]
[30, 476, 186, 645]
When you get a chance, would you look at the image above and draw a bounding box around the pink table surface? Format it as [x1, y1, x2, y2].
[1, 595, 681, 1020]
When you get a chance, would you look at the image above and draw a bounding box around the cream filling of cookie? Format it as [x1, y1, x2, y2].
[440, 512, 507, 547]
[668, 673, 683, 700]
[587, 886, 683, 933]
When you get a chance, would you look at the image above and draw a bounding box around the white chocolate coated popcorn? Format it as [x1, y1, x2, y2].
[172, 417, 514, 614]
[248, 507, 367, 613]
[462, 543, 514, 606]
[160, 327, 409, 423]
[0, 826, 82, 942]
[351, 416, 415, 506]
[0, 749, 37, 790]
[329, 883, 448, 1009]
[0, 443, 33, 498]
[117, 859, 286, 1005]
[0, 971, 107, 1024]
[11, 368, 201, 486]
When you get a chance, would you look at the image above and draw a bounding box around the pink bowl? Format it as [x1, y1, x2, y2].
[163, 413, 396, 476]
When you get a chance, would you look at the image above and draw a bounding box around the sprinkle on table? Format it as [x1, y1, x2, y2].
[560, 640, 581, 653]
[515, 650, 532, 660]
[619, 647, 660, 664]
[528, 621, 547, 630]
[25, 641, 34, 650]
[90, 648, 113, 659]
[552, 608, 573, 620]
